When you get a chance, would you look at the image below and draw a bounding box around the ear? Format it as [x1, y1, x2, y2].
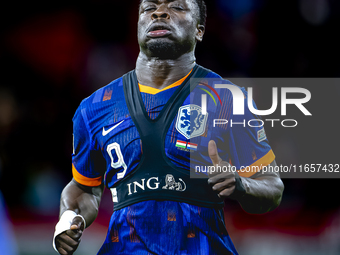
[196, 24, 205, 42]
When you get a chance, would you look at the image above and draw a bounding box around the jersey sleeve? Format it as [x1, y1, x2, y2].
[72, 104, 105, 186]
[228, 88, 275, 178]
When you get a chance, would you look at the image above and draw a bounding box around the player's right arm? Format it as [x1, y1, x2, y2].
[54, 103, 105, 254]
[54, 179, 103, 255]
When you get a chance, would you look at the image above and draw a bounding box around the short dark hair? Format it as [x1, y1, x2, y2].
[194, 0, 207, 27]
[139, 0, 207, 26]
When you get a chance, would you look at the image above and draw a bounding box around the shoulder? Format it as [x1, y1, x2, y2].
[72, 74, 129, 129]
[196, 66, 245, 100]
[81, 76, 125, 109]
[201, 66, 242, 90]
[75, 75, 127, 114]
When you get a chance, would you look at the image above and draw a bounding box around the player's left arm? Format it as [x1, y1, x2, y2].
[208, 140, 284, 214]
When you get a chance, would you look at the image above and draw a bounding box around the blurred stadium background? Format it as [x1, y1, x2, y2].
[1, 0, 340, 254]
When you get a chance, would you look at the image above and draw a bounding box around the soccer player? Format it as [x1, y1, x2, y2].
[53, 0, 284, 254]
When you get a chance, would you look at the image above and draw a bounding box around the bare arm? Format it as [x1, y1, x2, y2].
[234, 161, 284, 214]
[54, 179, 103, 255]
[60, 178, 103, 226]
[208, 140, 284, 214]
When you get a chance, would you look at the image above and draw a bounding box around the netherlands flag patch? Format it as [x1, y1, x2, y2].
[187, 142, 198, 151]
[175, 140, 198, 151]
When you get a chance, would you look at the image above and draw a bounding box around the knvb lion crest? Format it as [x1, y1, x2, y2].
[176, 104, 208, 139]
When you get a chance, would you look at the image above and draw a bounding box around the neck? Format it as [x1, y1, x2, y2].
[135, 51, 196, 90]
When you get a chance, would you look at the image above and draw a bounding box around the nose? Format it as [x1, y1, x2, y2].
[151, 5, 170, 20]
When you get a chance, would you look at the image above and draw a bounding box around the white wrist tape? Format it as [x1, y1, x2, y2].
[52, 210, 86, 253]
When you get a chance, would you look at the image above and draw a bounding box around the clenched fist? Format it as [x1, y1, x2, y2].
[55, 215, 85, 255]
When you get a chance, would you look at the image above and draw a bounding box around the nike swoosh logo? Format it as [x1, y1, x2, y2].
[102, 120, 125, 136]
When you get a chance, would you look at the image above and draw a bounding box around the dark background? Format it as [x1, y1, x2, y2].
[0, 0, 339, 254]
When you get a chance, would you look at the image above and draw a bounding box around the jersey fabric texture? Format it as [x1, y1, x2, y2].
[71, 65, 275, 255]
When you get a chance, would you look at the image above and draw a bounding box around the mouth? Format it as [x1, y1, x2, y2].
[147, 25, 172, 38]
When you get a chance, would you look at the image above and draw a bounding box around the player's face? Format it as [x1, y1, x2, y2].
[138, 0, 204, 59]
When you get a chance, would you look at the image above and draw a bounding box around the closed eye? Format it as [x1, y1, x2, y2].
[142, 4, 157, 12]
[171, 6, 185, 11]
[144, 7, 157, 12]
